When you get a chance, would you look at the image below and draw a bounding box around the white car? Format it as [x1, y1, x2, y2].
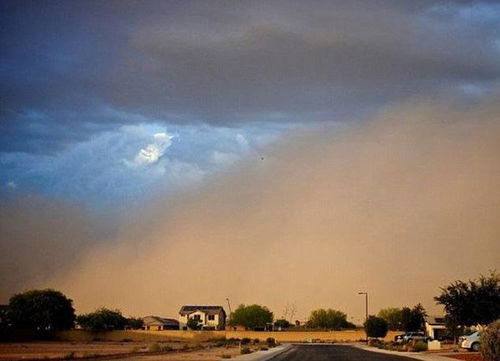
[460, 331, 481, 352]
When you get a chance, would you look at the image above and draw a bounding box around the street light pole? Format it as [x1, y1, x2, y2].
[358, 292, 368, 340]
[226, 297, 232, 325]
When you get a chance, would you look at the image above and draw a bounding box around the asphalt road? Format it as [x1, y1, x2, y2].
[271, 345, 419, 361]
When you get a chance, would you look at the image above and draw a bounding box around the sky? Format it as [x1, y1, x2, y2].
[1, 0, 500, 322]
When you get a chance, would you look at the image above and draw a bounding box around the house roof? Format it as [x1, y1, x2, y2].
[179, 305, 226, 316]
[142, 316, 179, 326]
[425, 315, 446, 325]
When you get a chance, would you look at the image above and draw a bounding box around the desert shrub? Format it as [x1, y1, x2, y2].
[186, 317, 201, 330]
[481, 320, 500, 361]
[241, 337, 251, 345]
[148, 343, 161, 352]
[253, 338, 260, 344]
[121, 338, 133, 342]
[240, 347, 252, 354]
[181, 344, 190, 351]
[259, 346, 269, 351]
[266, 337, 277, 347]
[368, 338, 384, 347]
[221, 354, 231, 359]
[411, 341, 428, 352]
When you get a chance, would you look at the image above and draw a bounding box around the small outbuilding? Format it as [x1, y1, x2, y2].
[142, 316, 179, 330]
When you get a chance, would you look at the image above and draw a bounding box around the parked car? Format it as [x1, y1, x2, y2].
[394, 332, 430, 343]
[460, 331, 481, 352]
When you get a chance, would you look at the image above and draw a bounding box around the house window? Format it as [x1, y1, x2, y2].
[208, 315, 215, 321]
[193, 314, 201, 320]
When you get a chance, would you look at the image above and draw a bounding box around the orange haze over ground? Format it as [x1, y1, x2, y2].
[1, 96, 500, 323]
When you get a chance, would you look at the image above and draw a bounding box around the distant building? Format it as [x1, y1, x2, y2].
[425, 316, 447, 340]
[178, 305, 226, 330]
[142, 316, 179, 330]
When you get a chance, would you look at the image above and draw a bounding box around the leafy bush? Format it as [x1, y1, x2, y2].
[240, 347, 252, 354]
[368, 339, 384, 348]
[411, 341, 428, 352]
[259, 346, 269, 351]
[364, 316, 388, 338]
[241, 337, 251, 345]
[253, 338, 260, 344]
[186, 317, 202, 330]
[221, 354, 231, 359]
[481, 320, 500, 361]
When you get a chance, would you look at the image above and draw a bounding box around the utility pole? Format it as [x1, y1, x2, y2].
[358, 292, 368, 341]
[226, 298, 232, 319]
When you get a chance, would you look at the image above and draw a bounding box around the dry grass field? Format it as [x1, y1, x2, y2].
[0, 341, 239, 361]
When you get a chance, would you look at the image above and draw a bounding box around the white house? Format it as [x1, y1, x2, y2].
[425, 315, 447, 340]
[179, 305, 226, 330]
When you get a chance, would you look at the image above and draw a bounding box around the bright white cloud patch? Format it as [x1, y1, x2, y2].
[132, 132, 174, 166]
[0, 121, 285, 207]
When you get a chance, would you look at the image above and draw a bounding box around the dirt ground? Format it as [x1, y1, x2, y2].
[105, 347, 242, 361]
[442, 354, 483, 361]
[0, 341, 240, 360]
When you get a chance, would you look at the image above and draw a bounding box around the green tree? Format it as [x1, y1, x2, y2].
[9, 289, 75, 331]
[400, 304, 426, 332]
[126, 317, 144, 330]
[435, 271, 500, 338]
[364, 316, 388, 338]
[0, 305, 10, 339]
[377, 307, 403, 330]
[274, 319, 291, 329]
[306, 309, 349, 330]
[186, 317, 202, 330]
[228, 304, 273, 330]
[77, 308, 126, 331]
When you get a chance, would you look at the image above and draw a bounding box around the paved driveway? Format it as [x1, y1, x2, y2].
[271, 345, 419, 361]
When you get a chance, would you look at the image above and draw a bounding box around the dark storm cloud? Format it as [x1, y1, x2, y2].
[1, 0, 500, 153]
